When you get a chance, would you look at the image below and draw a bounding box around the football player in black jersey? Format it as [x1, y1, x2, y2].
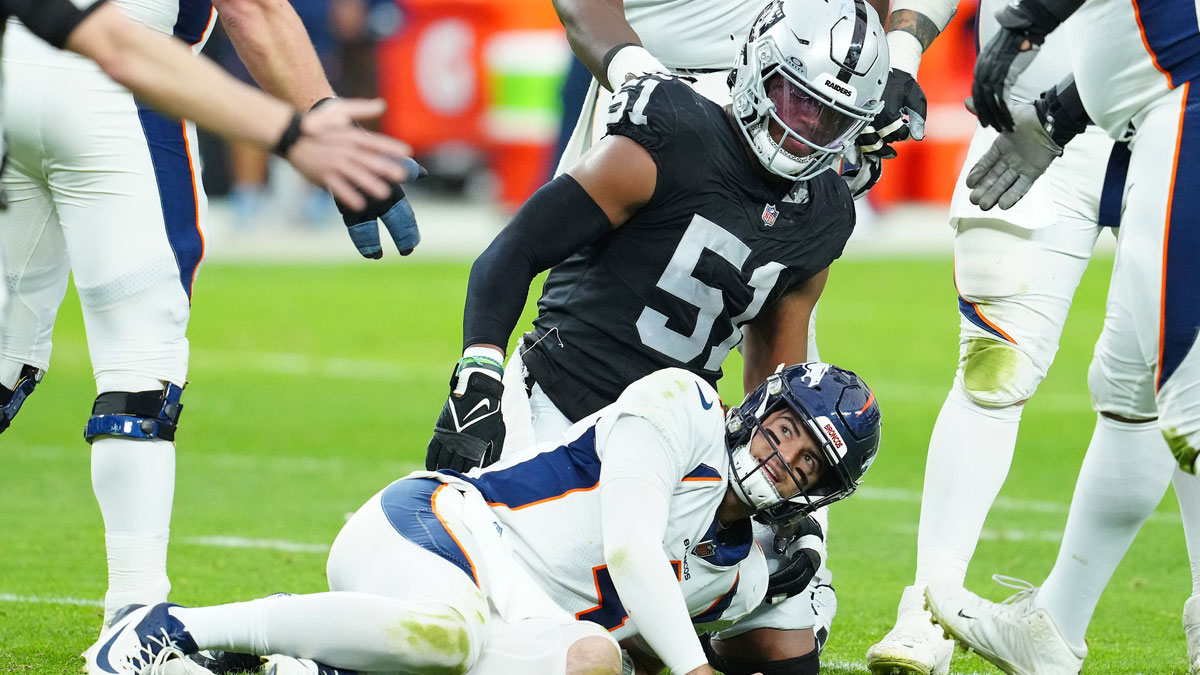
[428, 1, 887, 672]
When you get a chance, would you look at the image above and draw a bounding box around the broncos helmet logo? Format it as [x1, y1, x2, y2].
[797, 362, 832, 388]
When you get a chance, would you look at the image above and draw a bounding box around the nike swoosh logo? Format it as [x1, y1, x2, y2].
[696, 383, 714, 410]
[94, 628, 125, 674]
[462, 399, 492, 424]
[957, 609, 977, 620]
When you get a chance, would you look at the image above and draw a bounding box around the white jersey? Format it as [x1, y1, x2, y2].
[1066, 0, 1200, 139]
[6, 0, 215, 67]
[625, 0, 760, 70]
[438, 369, 769, 642]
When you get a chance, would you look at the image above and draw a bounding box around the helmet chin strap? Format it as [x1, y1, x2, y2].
[729, 437, 784, 512]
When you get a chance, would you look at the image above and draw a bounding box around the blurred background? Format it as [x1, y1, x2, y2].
[191, 0, 1067, 263]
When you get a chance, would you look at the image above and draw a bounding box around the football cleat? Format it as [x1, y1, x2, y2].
[188, 651, 262, 674]
[1184, 595, 1200, 675]
[84, 603, 201, 675]
[924, 578, 1086, 675]
[262, 655, 357, 675]
[866, 586, 953, 675]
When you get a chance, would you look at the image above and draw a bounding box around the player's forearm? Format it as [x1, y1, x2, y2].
[885, 1, 956, 74]
[599, 418, 706, 674]
[215, 0, 335, 109]
[867, 0, 890, 24]
[551, 0, 643, 88]
[601, 483, 706, 673]
[740, 271, 826, 393]
[67, 4, 293, 150]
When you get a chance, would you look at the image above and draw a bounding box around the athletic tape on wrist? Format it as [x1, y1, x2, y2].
[886, 31, 924, 75]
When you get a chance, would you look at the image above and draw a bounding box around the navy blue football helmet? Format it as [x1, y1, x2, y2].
[725, 362, 881, 526]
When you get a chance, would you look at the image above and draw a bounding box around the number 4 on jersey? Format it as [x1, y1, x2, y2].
[576, 560, 682, 630]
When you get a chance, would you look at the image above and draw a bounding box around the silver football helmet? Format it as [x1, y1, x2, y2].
[730, 0, 889, 180]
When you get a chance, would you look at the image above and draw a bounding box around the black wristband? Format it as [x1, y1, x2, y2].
[1036, 79, 1090, 146]
[601, 43, 641, 72]
[272, 113, 304, 157]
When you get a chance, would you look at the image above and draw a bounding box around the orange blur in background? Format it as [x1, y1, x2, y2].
[376, 0, 980, 210]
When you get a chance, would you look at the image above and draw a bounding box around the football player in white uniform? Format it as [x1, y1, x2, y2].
[0, 0, 422, 628]
[915, 0, 1200, 673]
[84, 363, 882, 675]
[864, 0, 1200, 673]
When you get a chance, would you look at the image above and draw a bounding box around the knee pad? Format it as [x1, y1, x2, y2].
[957, 337, 1043, 408]
[85, 383, 184, 443]
[0, 365, 43, 434]
[701, 635, 819, 675]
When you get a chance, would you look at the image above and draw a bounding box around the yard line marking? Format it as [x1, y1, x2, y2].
[0, 593, 103, 607]
[183, 536, 329, 554]
[858, 486, 1182, 524]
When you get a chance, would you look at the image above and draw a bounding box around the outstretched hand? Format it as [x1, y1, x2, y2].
[285, 98, 416, 211]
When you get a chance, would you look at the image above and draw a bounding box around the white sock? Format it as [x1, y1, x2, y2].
[914, 384, 1022, 588]
[171, 592, 478, 672]
[1173, 467, 1200, 596]
[92, 437, 175, 622]
[1037, 415, 1175, 647]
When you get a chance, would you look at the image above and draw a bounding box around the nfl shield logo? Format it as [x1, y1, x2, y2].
[762, 203, 779, 226]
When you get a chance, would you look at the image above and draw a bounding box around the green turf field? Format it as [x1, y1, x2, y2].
[1, 255, 1191, 674]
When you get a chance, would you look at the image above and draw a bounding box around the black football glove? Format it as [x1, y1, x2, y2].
[972, 0, 1080, 131]
[840, 145, 885, 199]
[764, 514, 825, 605]
[426, 356, 506, 472]
[858, 68, 927, 158]
[338, 156, 426, 259]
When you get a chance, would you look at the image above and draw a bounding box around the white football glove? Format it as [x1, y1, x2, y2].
[966, 100, 1062, 211]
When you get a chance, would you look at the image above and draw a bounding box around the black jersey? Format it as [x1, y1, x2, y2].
[521, 75, 856, 422]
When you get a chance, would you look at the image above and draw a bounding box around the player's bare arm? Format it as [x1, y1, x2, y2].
[213, 0, 425, 258]
[858, 0, 957, 156]
[551, 0, 656, 90]
[886, 8, 943, 50]
[63, 2, 410, 210]
[565, 134, 657, 225]
[212, 0, 334, 109]
[740, 268, 829, 393]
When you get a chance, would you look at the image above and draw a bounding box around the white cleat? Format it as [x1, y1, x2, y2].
[1184, 595, 1200, 675]
[262, 655, 356, 675]
[924, 578, 1086, 675]
[867, 586, 954, 675]
[83, 603, 204, 675]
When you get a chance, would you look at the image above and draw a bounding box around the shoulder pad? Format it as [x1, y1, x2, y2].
[605, 74, 713, 138]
